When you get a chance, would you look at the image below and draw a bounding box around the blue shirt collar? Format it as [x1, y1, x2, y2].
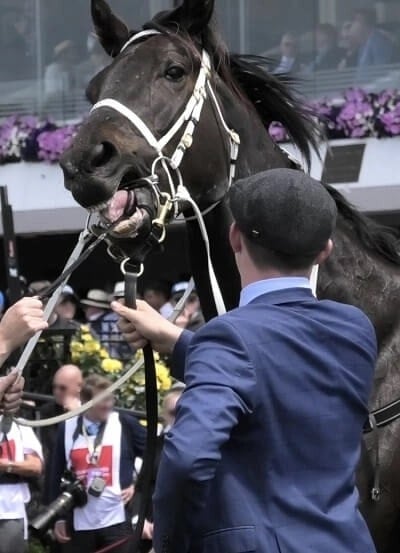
[239, 277, 311, 307]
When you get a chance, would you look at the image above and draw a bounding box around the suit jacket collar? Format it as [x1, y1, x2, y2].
[248, 287, 317, 306]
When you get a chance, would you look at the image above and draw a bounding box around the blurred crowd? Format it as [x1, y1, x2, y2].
[269, 9, 400, 82]
[0, 276, 199, 552]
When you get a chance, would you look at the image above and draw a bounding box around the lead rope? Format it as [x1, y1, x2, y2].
[123, 263, 159, 551]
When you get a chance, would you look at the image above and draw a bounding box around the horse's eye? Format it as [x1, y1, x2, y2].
[165, 65, 186, 81]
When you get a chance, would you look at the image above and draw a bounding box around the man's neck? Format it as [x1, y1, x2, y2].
[241, 268, 311, 289]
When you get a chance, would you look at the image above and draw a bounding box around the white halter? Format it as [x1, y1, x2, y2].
[91, 30, 241, 316]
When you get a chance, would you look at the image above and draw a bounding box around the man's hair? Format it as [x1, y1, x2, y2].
[243, 235, 317, 272]
[81, 374, 110, 403]
[354, 9, 377, 28]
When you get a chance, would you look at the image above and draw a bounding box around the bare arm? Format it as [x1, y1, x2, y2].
[0, 297, 48, 367]
[0, 452, 42, 478]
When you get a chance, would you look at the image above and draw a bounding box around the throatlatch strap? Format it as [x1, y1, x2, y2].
[124, 267, 158, 552]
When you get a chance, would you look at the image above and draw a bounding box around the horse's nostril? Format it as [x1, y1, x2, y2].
[89, 142, 117, 170]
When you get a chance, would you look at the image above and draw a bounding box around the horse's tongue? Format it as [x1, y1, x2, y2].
[104, 190, 129, 222]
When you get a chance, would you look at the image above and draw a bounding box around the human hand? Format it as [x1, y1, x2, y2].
[142, 519, 154, 540]
[121, 484, 135, 505]
[112, 300, 183, 354]
[54, 520, 71, 543]
[0, 297, 48, 357]
[0, 370, 25, 414]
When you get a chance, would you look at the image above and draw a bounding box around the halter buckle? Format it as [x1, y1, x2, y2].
[120, 258, 144, 277]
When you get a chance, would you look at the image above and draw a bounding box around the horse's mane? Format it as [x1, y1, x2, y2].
[325, 183, 400, 265]
[146, 13, 400, 267]
[147, 16, 319, 168]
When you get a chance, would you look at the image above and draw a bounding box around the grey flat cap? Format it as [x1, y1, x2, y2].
[229, 169, 337, 257]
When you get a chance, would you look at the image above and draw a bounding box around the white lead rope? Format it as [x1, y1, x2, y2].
[16, 278, 196, 428]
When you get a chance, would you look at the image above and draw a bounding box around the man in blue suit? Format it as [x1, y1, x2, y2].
[113, 169, 377, 553]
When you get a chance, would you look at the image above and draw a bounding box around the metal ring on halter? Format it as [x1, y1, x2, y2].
[120, 258, 144, 277]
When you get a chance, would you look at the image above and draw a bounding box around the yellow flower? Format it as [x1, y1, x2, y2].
[159, 376, 172, 391]
[101, 358, 123, 374]
[84, 341, 101, 354]
[156, 363, 169, 379]
[100, 348, 109, 359]
[81, 333, 95, 343]
[71, 352, 81, 363]
[70, 341, 83, 353]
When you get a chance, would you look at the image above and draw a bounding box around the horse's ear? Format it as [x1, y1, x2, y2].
[163, 0, 215, 36]
[91, 0, 130, 57]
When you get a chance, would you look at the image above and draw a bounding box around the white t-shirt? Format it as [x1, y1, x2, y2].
[0, 420, 43, 537]
[65, 412, 125, 531]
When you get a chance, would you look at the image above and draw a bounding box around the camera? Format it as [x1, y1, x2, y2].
[88, 476, 107, 497]
[29, 470, 87, 537]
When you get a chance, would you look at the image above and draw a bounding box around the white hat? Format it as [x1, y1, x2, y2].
[113, 281, 125, 298]
[81, 289, 110, 309]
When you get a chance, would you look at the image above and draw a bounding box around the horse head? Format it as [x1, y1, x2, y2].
[61, 0, 237, 257]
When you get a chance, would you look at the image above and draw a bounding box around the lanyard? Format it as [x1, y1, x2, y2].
[72, 417, 106, 466]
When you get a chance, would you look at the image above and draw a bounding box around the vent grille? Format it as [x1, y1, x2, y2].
[322, 144, 366, 184]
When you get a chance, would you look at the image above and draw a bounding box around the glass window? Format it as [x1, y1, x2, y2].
[0, 0, 399, 122]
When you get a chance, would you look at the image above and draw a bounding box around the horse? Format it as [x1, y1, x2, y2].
[60, 1, 400, 551]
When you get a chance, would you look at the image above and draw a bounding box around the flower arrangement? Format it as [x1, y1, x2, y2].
[70, 325, 173, 411]
[1, 89, 400, 166]
[268, 88, 400, 142]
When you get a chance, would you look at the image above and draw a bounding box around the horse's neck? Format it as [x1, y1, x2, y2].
[186, 105, 290, 320]
[319, 219, 400, 343]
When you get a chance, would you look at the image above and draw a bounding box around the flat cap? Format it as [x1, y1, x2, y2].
[229, 169, 337, 257]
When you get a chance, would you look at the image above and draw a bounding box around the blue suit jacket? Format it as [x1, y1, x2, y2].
[153, 288, 377, 553]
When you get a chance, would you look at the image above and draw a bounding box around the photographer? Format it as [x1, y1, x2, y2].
[47, 375, 146, 552]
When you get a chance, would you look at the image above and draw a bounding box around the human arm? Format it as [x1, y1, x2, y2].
[152, 319, 256, 553]
[0, 297, 47, 367]
[112, 300, 194, 381]
[0, 452, 42, 477]
[0, 371, 25, 414]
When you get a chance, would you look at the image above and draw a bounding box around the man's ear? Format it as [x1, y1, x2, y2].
[315, 239, 334, 265]
[229, 222, 242, 255]
[155, 0, 215, 36]
[91, 0, 130, 57]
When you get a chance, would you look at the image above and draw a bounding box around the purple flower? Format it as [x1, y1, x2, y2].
[268, 122, 289, 143]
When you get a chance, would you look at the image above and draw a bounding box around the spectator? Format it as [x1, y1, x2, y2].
[44, 40, 77, 102]
[77, 33, 109, 90]
[49, 374, 146, 553]
[272, 32, 301, 75]
[40, 364, 83, 458]
[307, 24, 343, 72]
[0, 416, 43, 553]
[81, 289, 119, 348]
[337, 21, 359, 70]
[55, 285, 80, 322]
[349, 9, 395, 80]
[171, 282, 205, 332]
[142, 281, 173, 319]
